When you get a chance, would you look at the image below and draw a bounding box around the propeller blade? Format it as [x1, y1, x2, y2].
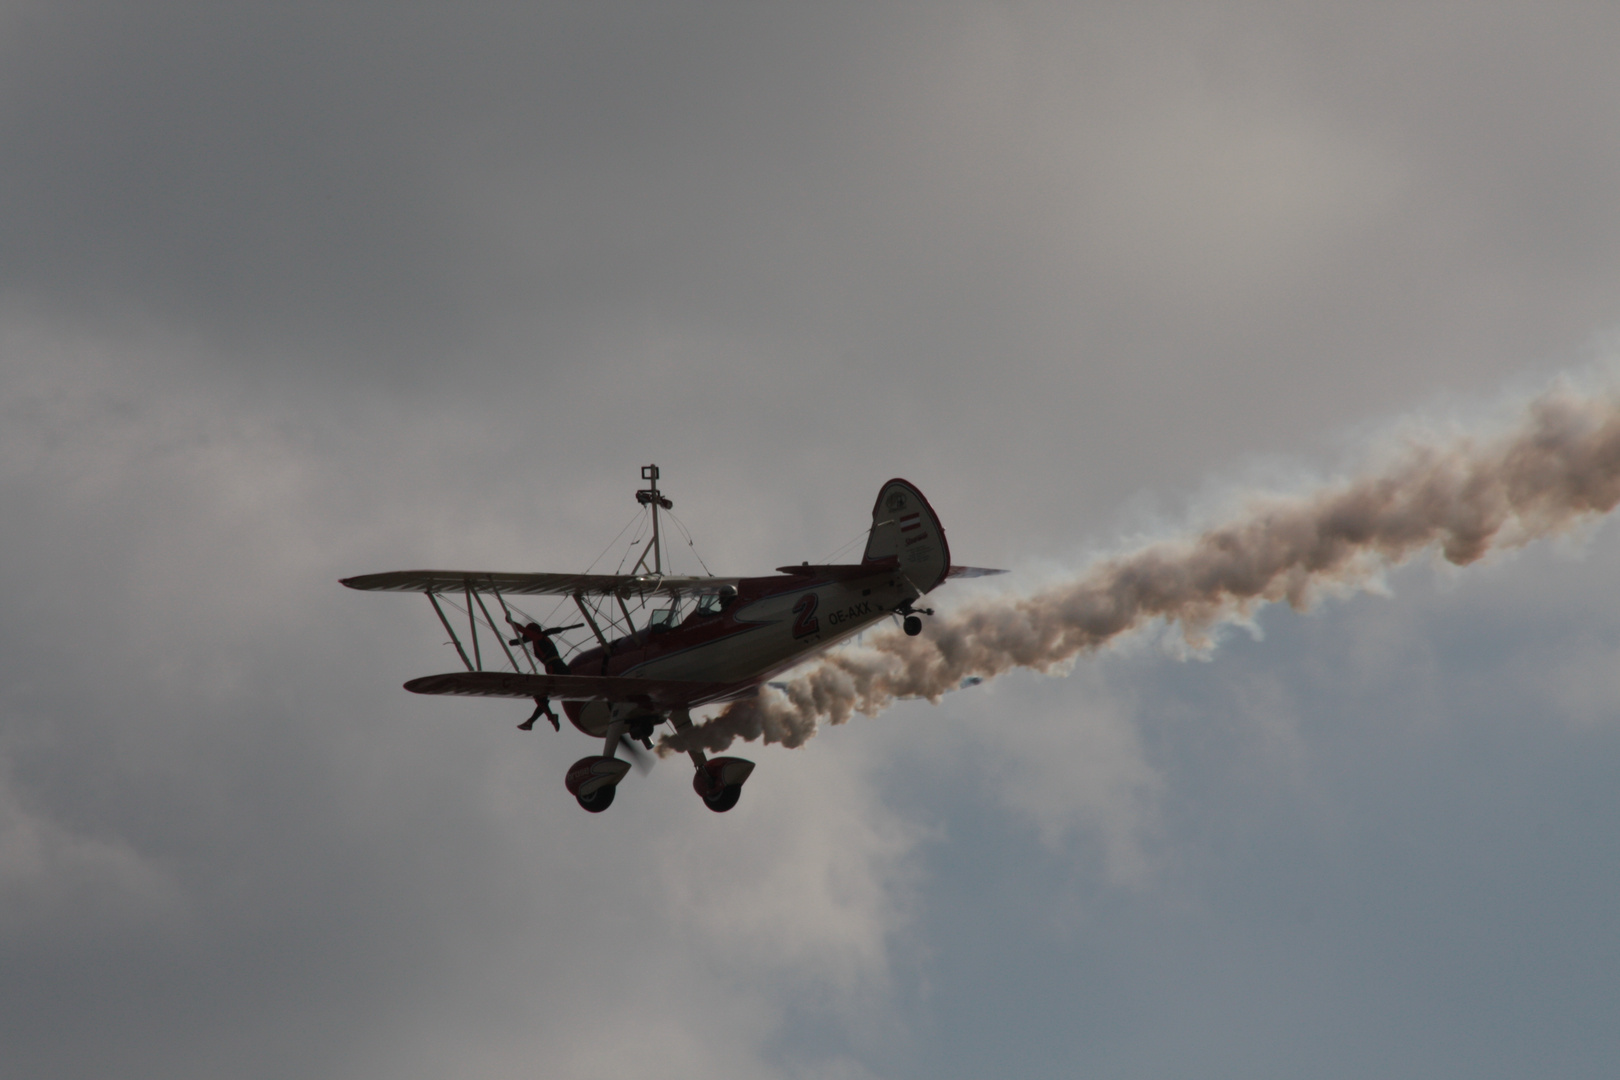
[619, 734, 652, 774]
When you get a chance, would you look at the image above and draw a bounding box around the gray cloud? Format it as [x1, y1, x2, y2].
[5, 4, 1620, 1077]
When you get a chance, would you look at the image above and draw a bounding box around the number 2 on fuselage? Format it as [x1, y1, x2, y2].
[791, 592, 820, 638]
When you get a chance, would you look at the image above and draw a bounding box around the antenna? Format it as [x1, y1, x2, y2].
[635, 464, 674, 574]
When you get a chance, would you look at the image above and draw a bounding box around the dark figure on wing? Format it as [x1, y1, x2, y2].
[510, 621, 578, 730]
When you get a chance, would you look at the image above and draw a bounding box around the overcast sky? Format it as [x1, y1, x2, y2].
[4, 4, 1620, 1078]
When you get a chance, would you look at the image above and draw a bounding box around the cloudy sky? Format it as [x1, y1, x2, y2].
[4, 4, 1620, 1077]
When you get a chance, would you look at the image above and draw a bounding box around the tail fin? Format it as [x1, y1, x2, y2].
[862, 479, 952, 593]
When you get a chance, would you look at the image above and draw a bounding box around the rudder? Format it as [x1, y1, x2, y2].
[861, 479, 952, 593]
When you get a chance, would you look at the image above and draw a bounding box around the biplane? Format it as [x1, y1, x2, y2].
[342, 467, 1000, 813]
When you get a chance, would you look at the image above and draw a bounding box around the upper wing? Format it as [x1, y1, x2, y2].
[341, 570, 739, 598]
[404, 670, 731, 706]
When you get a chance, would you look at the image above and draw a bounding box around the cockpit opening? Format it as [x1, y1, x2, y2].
[696, 586, 737, 617]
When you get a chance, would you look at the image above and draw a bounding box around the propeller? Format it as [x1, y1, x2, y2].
[618, 734, 653, 774]
[615, 715, 658, 773]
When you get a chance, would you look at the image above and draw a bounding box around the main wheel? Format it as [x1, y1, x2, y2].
[576, 784, 616, 813]
[702, 785, 742, 813]
[903, 615, 923, 636]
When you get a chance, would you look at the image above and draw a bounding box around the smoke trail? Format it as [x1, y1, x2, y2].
[661, 379, 1620, 755]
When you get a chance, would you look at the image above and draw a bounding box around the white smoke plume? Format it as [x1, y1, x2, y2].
[661, 378, 1620, 755]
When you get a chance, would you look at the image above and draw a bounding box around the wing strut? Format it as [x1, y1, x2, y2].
[489, 588, 539, 674]
[614, 593, 643, 647]
[472, 587, 522, 673]
[426, 591, 474, 671]
[573, 593, 610, 649]
[464, 583, 482, 671]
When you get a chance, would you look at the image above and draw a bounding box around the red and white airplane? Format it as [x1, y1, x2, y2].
[342, 467, 999, 813]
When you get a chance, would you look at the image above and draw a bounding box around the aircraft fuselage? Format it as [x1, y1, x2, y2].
[562, 568, 918, 735]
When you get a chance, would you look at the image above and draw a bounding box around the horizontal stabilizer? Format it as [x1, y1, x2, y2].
[946, 565, 1006, 579]
[773, 560, 898, 580]
[404, 670, 729, 707]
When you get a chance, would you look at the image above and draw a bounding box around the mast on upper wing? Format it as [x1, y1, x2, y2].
[633, 464, 673, 575]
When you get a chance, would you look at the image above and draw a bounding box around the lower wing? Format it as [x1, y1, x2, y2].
[403, 671, 729, 708]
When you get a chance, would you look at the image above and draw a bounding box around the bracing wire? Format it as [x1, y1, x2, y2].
[586, 507, 647, 575]
[434, 593, 526, 672]
[615, 506, 652, 575]
[487, 488, 721, 663]
[534, 504, 648, 641]
[663, 508, 714, 577]
[428, 502, 671, 671]
[818, 526, 869, 564]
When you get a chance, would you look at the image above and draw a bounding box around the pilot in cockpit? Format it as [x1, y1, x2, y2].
[695, 585, 737, 618]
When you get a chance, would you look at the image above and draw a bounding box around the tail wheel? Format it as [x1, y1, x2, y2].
[903, 615, 923, 636]
[702, 785, 742, 813]
[576, 784, 616, 813]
